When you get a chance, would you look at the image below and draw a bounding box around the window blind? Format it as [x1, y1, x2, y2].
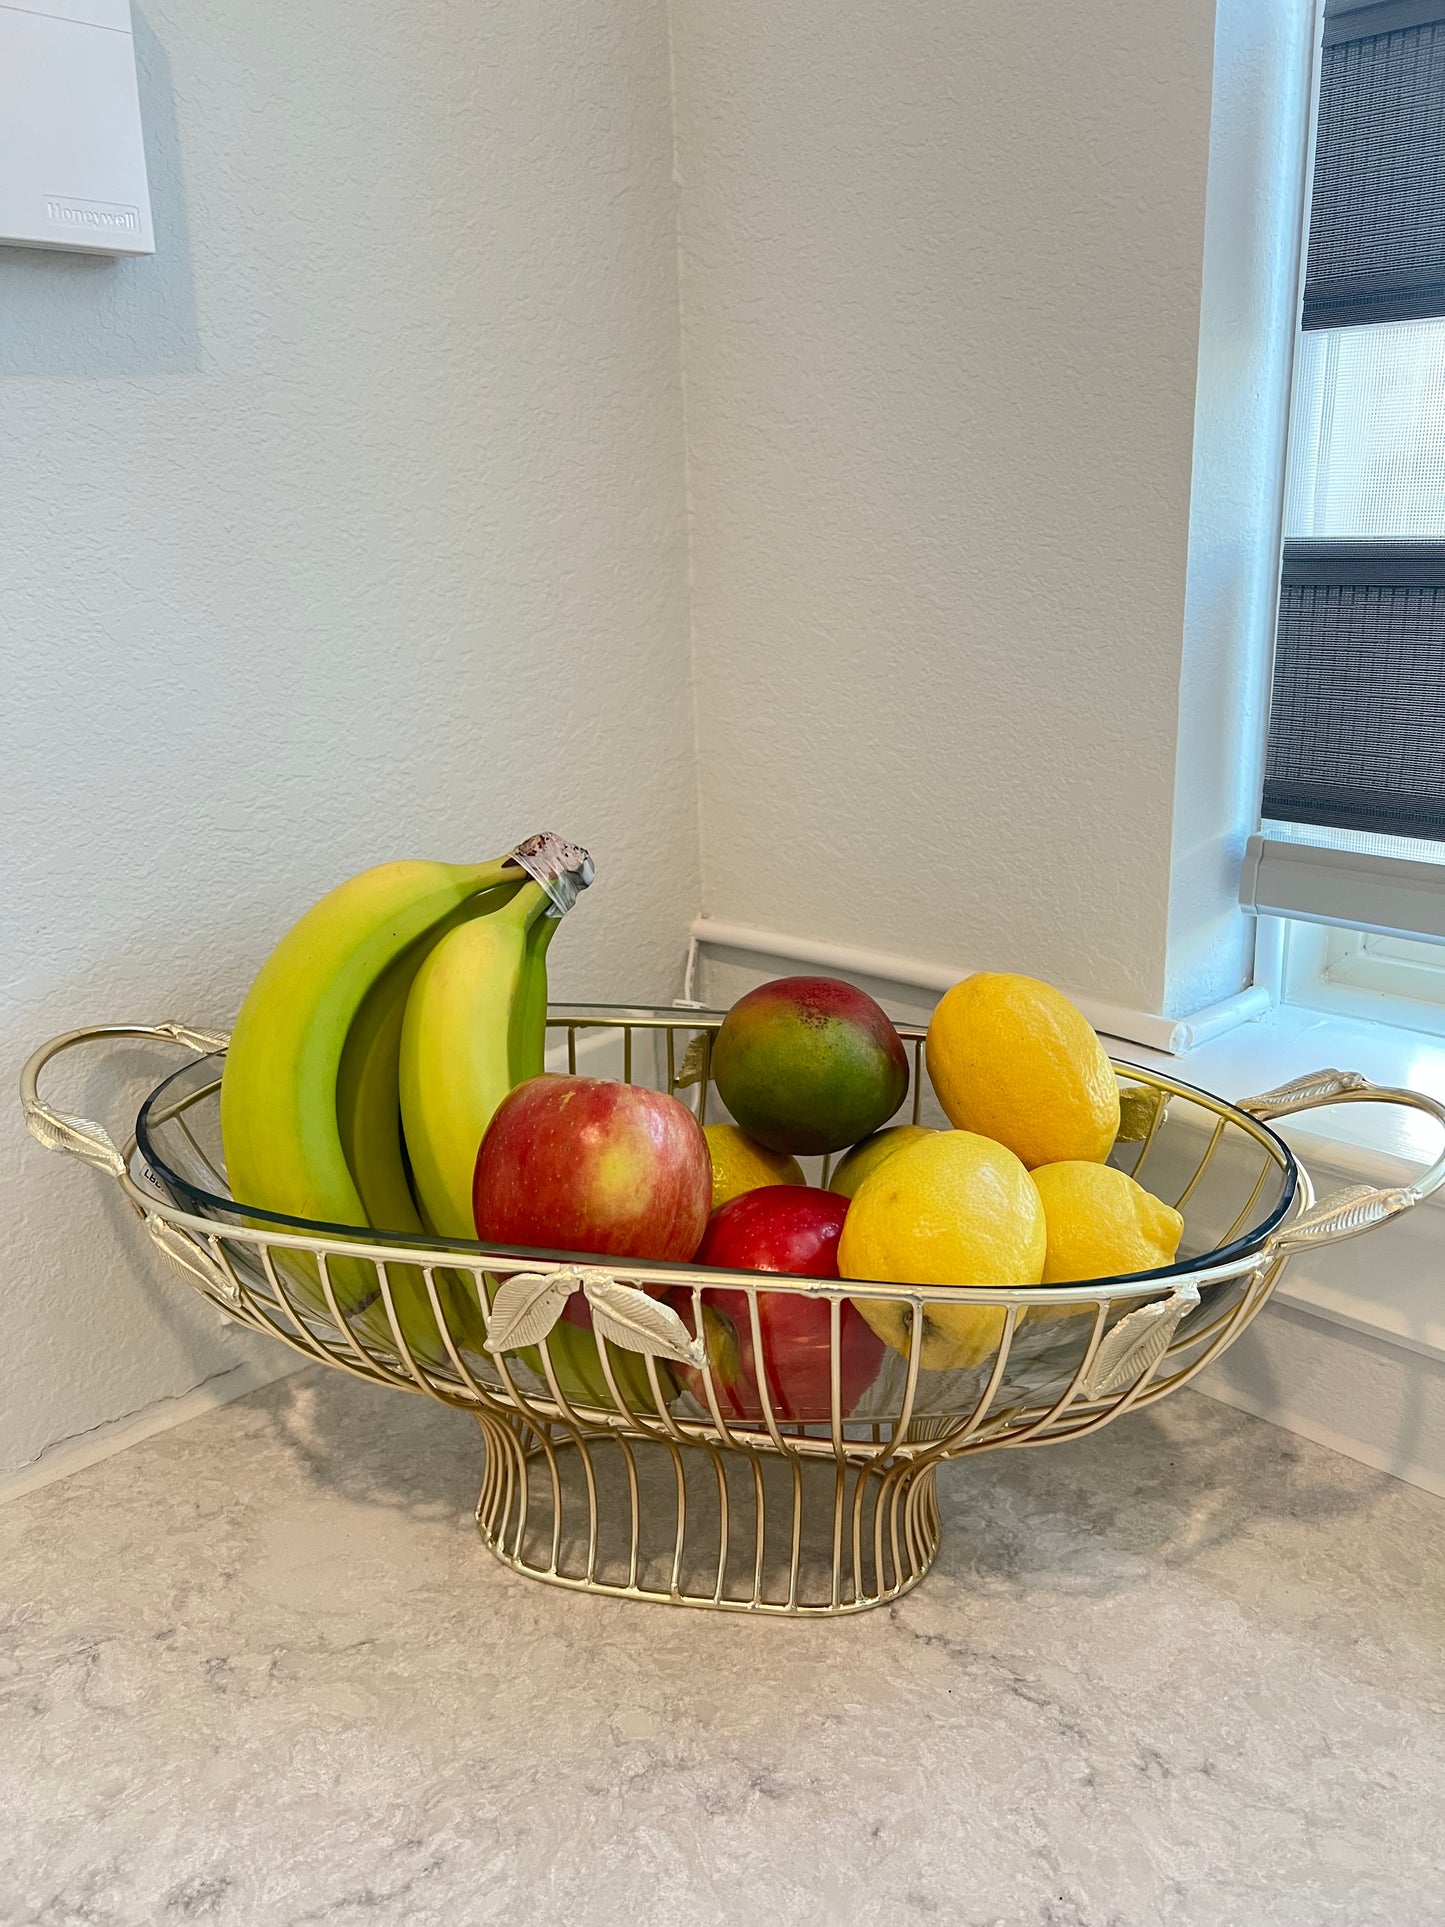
[1304, 1, 1445, 331]
[1263, 541, 1445, 840]
[1248, 1, 1445, 941]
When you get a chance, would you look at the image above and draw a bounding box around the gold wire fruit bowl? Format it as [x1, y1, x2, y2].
[22, 1008, 1445, 1616]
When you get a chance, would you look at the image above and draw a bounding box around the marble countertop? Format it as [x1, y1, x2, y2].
[2, 1367, 1442, 1927]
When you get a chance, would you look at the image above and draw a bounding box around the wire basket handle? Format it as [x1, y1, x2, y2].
[20, 1022, 230, 1180]
[1239, 1068, 1445, 1250]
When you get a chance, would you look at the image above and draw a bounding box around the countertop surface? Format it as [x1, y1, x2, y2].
[2, 1368, 1442, 1927]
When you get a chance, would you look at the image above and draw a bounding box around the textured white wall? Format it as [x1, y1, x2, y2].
[1, 0, 693, 1479]
[670, 1, 1224, 1016]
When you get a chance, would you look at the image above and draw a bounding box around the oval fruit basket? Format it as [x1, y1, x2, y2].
[22, 1009, 1445, 1616]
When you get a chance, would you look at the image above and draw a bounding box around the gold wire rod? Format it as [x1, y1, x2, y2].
[1130, 1084, 1171, 1181]
[749, 1453, 767, 1608]
[830, 1462, 847, 1610]
[661, 1432, 689, 1601]
[422, 1265, 492, 1404]
[745, 1288, 793, 1457]
[701, 1439, 731, 1606]
[177, 1114, 228, 1191]
[850, 1462, 872, 1605]
[371, 1260, 443, 1401]
[1171, 1115, 1228, 1213]
[615, 1432, 642, 1593]
[246, 1242, 349, 1369]
[828, 1297, 847, 1462]
[786, 1456, 804, 1613]
[1219, 1157, 1275, 1247]
[996, 1300, 1113, 1447]
[935, 1305, 1026, 1459]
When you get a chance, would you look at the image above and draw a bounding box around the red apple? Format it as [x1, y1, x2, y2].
[668, 1187, 885, 1422]
[473, 1075, 711, 1268]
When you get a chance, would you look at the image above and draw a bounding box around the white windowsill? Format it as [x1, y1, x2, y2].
[1113, 1000, 1445, 1181]
[1116, 1002, 1445, 1371]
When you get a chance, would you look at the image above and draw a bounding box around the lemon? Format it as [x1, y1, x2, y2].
[925, 973, 1119, 1168]
[839, 1131, 1045, 1371]
[703, 1123, 804, 1208]
[1031, 1161, 1183, 1282]
[828, 1124, 935, 1200]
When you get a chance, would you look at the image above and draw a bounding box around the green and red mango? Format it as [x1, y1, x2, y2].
[711, 976, 909, 1156]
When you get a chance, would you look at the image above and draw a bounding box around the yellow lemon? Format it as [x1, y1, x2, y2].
[839, 1131, 1045, 1371]
[1031, 1161, 1183, 1283]
[828, 1124, 935, 1199]
[925, 973, 1119, 1168]
[703, 1123, 804, 1208]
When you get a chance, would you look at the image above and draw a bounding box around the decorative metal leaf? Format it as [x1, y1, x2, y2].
[1236, 1068, 1369, 1120]
[145, 1214, 239, 1304]
[1280, 1183, 1413, 1248]
[482, 1270, 577, 1353]
[1115, 1084, 1167, 1143]
[1079, 1281, 1200, 1400]
[22, 1101, 127, 1177]
[672, 1033, 709, 1090]
[154, 1020, 231, 1055]
[582, 1275, 706, 1367]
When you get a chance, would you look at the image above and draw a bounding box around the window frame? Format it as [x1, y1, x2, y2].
[1244, 0, 1445, 997]
[1280, 917, 1445, 1032]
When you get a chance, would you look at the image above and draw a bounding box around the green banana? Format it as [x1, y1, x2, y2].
[220, 854, 523, 1333]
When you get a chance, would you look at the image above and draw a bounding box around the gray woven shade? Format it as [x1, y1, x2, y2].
[1263, 544, 1445, 838]
[1304, 2, 1445, 330]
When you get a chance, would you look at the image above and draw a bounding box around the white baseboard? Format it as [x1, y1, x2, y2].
[1196, 1373, 1445, 1502]
[0, 1350, 309, 1505]
[1195, 1306, 1445, 1501]
[689, 916, 1269, 1053]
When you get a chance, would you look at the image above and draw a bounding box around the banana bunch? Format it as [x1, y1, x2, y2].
[219, 835, 600, 1376]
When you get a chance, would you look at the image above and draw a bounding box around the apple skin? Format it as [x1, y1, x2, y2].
[667, 1187, 885, 1422]
[473, 1075, 711, 1267]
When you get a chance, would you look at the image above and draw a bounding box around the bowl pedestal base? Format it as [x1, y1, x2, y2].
[474, 1409, 942, 1615]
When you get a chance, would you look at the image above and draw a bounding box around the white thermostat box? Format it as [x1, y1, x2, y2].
[0, 0, 154, 255]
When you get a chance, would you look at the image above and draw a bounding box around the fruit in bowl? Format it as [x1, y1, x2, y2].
[925, 972, 1118, 1168]
[702, 1122, 805, 1208]
[840, 1129, 1046, 1371]
[473, 1074, 711, 1260]
[1031, 1160, 1183, 1284]
[668, 1187, 884, 1422]
[711, 976, 909, 1156]
[474, 1075, 712, 1407]
[828, 1123, 935, 1199]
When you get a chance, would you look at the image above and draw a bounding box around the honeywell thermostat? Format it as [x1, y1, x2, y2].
[0, 0, 155, 256]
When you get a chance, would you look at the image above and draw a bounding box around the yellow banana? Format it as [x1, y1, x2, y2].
[334, 885, 522, 1356]
[399, 881, 556, 1237]
[401, 886, 669, 1412]
[219, 854, 523, 1331]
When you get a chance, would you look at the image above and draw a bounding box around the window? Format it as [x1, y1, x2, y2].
[1245, 0, 1445, 1020]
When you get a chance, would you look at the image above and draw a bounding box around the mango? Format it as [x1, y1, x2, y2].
[711, 976, 909, 1156]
